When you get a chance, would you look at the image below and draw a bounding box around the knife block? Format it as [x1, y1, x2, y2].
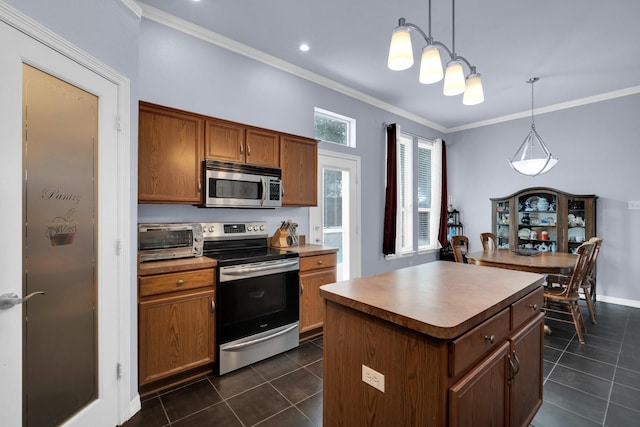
[270, 229, 289, 247]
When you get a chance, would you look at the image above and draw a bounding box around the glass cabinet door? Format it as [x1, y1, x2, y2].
[567, 198, 587, 253]
[516, 192, 557, 252]
[495, 201, 510, 248]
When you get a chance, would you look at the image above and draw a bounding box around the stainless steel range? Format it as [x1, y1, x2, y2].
[201, 221, 300, 375]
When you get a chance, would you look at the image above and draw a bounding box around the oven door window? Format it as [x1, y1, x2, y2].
[218, 270, 298, 343]
[138, 229, 193, 250]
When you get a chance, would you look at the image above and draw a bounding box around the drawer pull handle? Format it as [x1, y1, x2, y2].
[176, 280, 184, 286]
[529, 303, 538, 310]
[484, 335, 495, 344]
[318, 260, 323, 265]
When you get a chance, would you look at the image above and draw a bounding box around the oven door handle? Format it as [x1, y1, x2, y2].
[221, 323, 299, 351]
[222, 260, 299, 276]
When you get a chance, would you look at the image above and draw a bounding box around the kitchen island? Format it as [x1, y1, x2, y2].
[320, 261, 545, 427]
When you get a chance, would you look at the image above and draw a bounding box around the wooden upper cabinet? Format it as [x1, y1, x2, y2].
[205, 120, 279, 167]
[280, 135, 318, 206]
[138, 102, 204, 204]
[204, 119, 245, 163]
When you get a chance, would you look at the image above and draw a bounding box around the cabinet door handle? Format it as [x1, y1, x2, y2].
[300, 282, 304, 295]
[240, 142, 244, 155]
[247, 143, 251, 157]
[176, 280, 184, 286]
[507, 354, 517, 382]
[198, 179, 201, 191]
[512, 350, 521, 376]
[484, 334, 495, 344]
[211, 299, 216, 313]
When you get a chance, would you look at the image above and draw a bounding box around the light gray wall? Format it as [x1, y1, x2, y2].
[137, 18, 445, 276]
[448, 94, 640, 302]
[5, 0, 142, 404]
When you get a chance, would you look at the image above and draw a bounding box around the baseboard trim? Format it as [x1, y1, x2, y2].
[128, 394, 141, 422]
[597, 295, 640, 309]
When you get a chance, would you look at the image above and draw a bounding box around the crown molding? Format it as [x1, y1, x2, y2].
[449, 85, 640, 133]
[122, 0, 142, 19]
[137, 2, 447, 133]
[138, 2, 639, 135]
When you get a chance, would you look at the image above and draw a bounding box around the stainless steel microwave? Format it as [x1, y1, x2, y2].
[202, 160, 282, 208]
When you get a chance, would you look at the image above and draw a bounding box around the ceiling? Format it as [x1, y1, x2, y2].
[138, 0, 640, 132]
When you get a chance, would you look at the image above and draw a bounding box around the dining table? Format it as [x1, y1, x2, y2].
[466, 249, 578, 275]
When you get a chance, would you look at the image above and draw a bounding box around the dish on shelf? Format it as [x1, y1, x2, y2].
[568, 227, 585, 243]
[524, 196, 539, 211]
[518, 228, 532, 238]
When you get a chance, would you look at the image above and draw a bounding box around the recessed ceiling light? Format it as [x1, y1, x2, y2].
[299, 43, 310, 52]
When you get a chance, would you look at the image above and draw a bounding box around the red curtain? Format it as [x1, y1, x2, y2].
[438, 141, 449, 248]
[382, 124, 397, 255]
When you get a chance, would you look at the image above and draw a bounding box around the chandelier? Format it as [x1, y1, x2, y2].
[508, 77, 558, 177]
[387, 0, 484, 105]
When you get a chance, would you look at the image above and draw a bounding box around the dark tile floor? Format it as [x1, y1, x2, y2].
[123, 301, 640, 427]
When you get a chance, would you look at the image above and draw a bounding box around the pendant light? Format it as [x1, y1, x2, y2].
[387, 0, 484, 105]
[508, 77, 558, 176]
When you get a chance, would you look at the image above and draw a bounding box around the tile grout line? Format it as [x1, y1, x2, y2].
[600, 310, 631, 426]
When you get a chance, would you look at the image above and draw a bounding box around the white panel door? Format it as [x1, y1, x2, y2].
[0, 19, 120, 427]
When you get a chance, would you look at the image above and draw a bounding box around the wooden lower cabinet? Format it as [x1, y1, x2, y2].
[138, 266, 216, 394]
[323, 287, 543, 426]
[299, 252, 337, 335]
[449, 314, 543, 427]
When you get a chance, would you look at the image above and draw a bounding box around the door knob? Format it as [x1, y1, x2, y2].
[0, 291, 45, 310]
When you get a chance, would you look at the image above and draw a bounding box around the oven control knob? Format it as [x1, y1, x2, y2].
[259, 225, 265, 231]
[208, 226, 215, 233]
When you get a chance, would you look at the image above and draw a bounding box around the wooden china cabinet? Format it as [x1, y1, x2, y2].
[491, 187, 597, 253]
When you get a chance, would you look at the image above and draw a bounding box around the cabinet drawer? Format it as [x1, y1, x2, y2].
[139, 268, 214, 297]
[511, 287, 543, 330]
[449, 308, 511, 378]
[300, 254, 336, 272]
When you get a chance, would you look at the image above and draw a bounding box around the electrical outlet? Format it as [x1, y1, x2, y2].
[362, 364, 385, 393]
[629, 201, 640, 210]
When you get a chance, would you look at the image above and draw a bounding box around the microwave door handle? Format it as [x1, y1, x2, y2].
[261, 177, 267, 206]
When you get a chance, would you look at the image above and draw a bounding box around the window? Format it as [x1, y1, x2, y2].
[418, 138, 440, 251]
[392, 133, 442, 256]
[314, 107, 356, 147]
[397, 134, 413, 254]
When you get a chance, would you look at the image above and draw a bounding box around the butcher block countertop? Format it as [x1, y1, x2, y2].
[284, 244, 338, 257]
[138, 256, 217, 276]
[319, 261, 544, 340]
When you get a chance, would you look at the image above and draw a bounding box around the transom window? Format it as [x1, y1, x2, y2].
[314, 107, 356, 147]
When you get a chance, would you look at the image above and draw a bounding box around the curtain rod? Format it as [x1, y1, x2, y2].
[382, 122, 440, 142]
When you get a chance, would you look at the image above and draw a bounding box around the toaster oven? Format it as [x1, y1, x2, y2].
[138, 223, 203, 262]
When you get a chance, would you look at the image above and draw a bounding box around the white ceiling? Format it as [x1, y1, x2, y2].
[138, 0, 640, 132]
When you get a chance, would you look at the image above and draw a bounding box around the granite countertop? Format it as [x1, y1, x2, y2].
[320, 261, 544, 340]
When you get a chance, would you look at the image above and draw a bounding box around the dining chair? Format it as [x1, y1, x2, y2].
[542, 241, 595, 344]
[580, 237, 603, 324]
[480, 232, 497, 251]
[451, 235, 470, 263]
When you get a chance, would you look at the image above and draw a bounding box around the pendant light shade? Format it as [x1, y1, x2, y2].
[388, 26, 414, 71]
[443, 60, 465, 96]
[508, 77, 558, 177]
[386, 0, 484, 105]
[462, 73, 484, 105]
[419, 46, 443, 84]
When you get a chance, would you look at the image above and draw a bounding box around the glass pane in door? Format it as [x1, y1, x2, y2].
[322, 168, 349, 281]
[23, 64, 98, 426]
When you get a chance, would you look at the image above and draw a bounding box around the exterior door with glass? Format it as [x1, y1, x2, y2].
[310, 150, 361, 281]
